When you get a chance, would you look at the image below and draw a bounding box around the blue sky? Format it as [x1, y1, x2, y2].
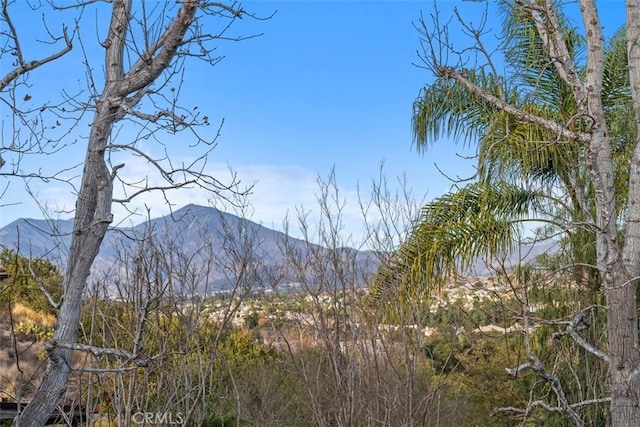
[0, 0, 627, 240]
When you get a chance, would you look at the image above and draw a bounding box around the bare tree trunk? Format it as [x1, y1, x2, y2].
[604, 264, 640, 426]
[15, 84, 119, 427]
[14, 0, 240, 423]
[614, 1, 640, 425]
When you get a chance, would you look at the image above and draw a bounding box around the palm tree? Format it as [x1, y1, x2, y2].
[371, 8, 630, 425]
[373, 10, 629, 300]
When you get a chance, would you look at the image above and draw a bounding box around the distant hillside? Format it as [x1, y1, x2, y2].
[0, 204, 380, 293]
[0, 217, 74, 261]
[0, 204, 557, 294]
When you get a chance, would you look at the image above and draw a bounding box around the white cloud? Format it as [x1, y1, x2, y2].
[1, 161, 382, 244]
[110, 161, 379, 243]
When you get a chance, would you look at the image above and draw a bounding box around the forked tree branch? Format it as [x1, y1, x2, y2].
[504, 354, 582, 426]
[47, 340, 148, 367]
[0, 1, 73, 91]
[552, 319, 610, 362]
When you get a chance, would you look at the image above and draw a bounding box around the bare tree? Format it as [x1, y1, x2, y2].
[0, 0, 264, 424]
[266, 172, 440, 426]
[76, 203, 262, 425]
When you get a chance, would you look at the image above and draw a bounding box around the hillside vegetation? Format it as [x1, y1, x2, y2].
[0, 236, 608, 426]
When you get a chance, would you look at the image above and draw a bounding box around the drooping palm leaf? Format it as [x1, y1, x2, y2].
[602, 28, 630, 109]
[501, 1, 584, 112]
[371, 181, 539, 302]
[477, 105, 581, 186]
[602, 28, 633, 214]
[388, 5, 632, 310]
[412, 69, 509, 150]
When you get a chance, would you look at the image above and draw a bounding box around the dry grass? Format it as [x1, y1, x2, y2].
[0, 304, 53, 401]
[11, 303, 56, 327]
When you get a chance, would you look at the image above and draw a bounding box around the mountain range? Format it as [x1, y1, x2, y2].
[0, 204, 380, 293]
[0, 203, 557, 296]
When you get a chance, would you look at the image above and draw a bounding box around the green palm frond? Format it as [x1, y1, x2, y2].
[412, 70, 509, 150]
[501, 0, 583, 111]
[603, 27, 630, 108]
[371, 181, 539, 303]
[478, 105, 581, 186]
[602, 27, 633, 213]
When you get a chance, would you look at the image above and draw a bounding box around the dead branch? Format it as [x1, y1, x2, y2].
[0, 1, 73, 92]
[504, 354, 582, 426]
[552, 312, 610, 363]
[47, 340, 148, 367]
[27, 262, 60, 310]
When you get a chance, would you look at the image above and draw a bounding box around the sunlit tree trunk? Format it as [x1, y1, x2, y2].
[14, 1, 227, 424]
[390, 0, 640, 424]
[613, 0, 640, 425]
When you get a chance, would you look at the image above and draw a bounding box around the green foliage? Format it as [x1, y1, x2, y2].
[417, 273, 610, 425]
[372, 181, 538, 304]
[201, 413, 244, 427]
[0, 247, 63, 314]
[80, 298, 290, 425]
[243, 312, 259, 329]
[217, 329, 278, 368]
[14, 319, 54, 341]
[412, 69, 509, 148]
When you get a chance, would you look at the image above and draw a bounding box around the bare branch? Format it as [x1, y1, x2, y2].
[495, 397, 611, 416]
[0, 1, 73, 91]
[570, 397, 611, 409]
[113, 181, 196, 203]
[27, 262, 60, 310]
[552, 312, 610, 363]
[494, 399, 566, 415]
[48, 340, 148, 367]
[201, 2, 245, 18]
[504, 354, 582, 426]
[118, 102, 189, 127]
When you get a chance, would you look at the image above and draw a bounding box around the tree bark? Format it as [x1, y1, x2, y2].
[579, 0, 640, 423]
[13, 73, 120, 427]
[14, 1, 201, 424]
[614, 0, 640, 423]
